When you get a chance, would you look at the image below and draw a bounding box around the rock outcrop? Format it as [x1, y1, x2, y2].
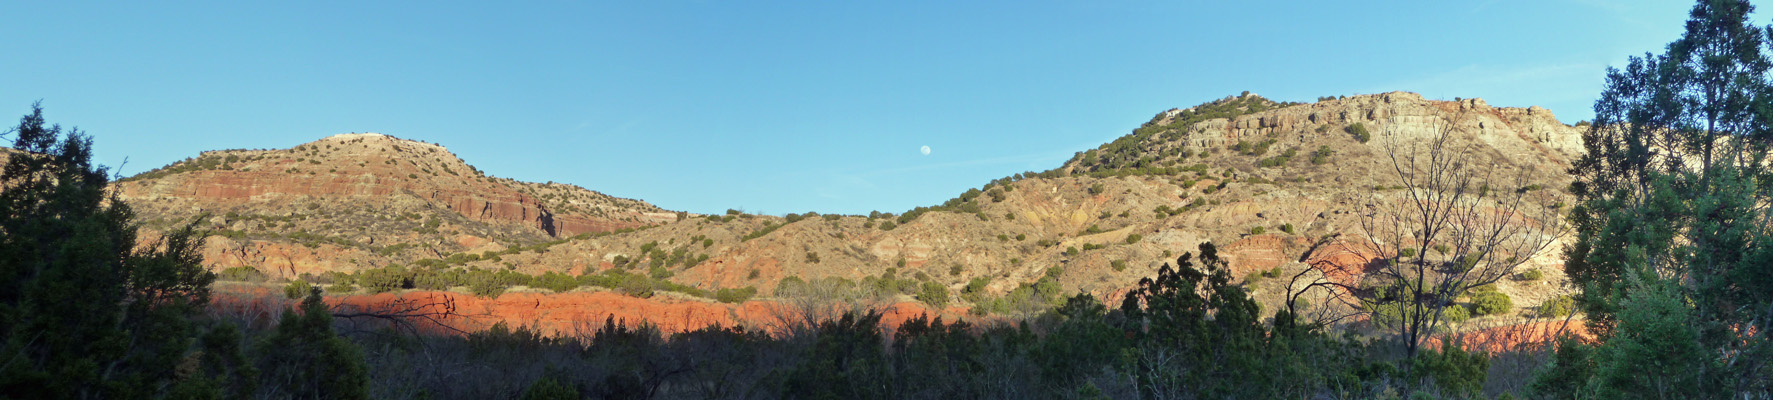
[93, 91, 1586, 338]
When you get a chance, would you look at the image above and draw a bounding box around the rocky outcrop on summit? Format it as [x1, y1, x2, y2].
[1148, 92, 1582, 165]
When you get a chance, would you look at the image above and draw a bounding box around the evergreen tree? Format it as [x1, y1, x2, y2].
[1118, 243, 1341, 398]
[1558, 0, 1773, 395]
[253, 288, 369, 399]
[0, 104, 221, 398]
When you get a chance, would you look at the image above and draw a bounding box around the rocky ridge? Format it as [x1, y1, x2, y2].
[114, 133, 675, 276]
[88, 91, 1584, 329]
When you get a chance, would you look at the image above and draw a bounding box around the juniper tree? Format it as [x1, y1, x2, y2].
[1556, 0, 1773, 395]
[0, 104, 223, 398]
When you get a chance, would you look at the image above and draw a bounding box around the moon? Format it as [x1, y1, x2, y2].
[920, 145, 931, 156]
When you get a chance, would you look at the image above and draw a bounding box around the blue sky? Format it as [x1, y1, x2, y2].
[1, 1, 1699, 215]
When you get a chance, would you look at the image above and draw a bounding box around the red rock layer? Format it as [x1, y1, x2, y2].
[210, 288, 973, 338]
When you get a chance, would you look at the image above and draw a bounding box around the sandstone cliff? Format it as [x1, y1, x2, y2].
[68, 91, 1583, 330]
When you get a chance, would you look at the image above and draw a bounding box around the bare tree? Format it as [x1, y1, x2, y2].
[1294, 110, 1565, 358]
[331, 292, 473, 336]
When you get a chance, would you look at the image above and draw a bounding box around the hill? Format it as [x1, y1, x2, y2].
[101, 91, 1583, 320]
[112, 133, 676, 278]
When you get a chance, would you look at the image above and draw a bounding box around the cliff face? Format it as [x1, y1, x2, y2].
[113, 133, 674, 274]
[13, 91, 1585, 330]
[1096, 92, 1583, 174]
[119, 133, 669, 237]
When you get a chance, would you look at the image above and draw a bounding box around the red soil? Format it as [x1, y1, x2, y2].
[210, 287, 973, 337]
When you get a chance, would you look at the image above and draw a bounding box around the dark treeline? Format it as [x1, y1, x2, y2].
[243, 244, 1498, 399]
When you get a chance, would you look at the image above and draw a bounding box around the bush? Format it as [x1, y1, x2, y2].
[1111, 260, 1127, 272]
[1257, 147, 1298, 168]
[357, 265, 411, 294]
[1279, 223, 1295, 234]
[218, 266, 269, 282]
[521, 377, 579, 400]
[1250, 226, 1266, 235]
[469, 276, 508, 298]
[532, 271, 580, 293]
[1440, 301, 1471, 323]
[1539, 295, 1576, 318]
[1124, 233, 1143, 244]
[1469, 290, 1514, 316]
[1310, 146, 1334, 165]
[283, 280, 313, 299]
[949, 264, 964, 276]
[715, 286, 758, 303]
[962, 277, 990, 302]
[916, 281, 949, 308]
[1517, 269, 1545, 281]
[1345, 123, 1370, 143]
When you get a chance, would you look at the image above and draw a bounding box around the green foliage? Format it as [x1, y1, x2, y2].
[1310, 145, 1334, 165]
[782, 312, 890, 399]
[1588, 284, 1714, 398]
[1537, 295, 1576, 318]
[532, 271, 580, 293]
[520, 376, 579, 400]
[916, 281, 949, 308]
[218, 265, 270, 282]
[1556, 1, 1773, 394]
[1410, 340, 1490, 398]
[1345, 123, 1370, 143]
[1367, 276, 1472, 329]
[741, 221, 784, 241]
[961, 277, 990, 303]
[715, 286, 758, 303]
[254, 289, 370, 399]
[1111, 259, 1128, 272]
[1529, 336, 1598, 399]
[283, 280, 313, 300]
[1124, 233, 1143, 244]
[1517, 269, 1545, 281]
[1236, 138, 1278, 156]
[1250, 226, 1265, 235]
[357, 264, 411, 293]
[1257, 147, 1298, 167]
[1469, 289, 1514, 316]
[1119, 242, 1357, 398]
[0, 105, 229, 398]
[1068, 94, 1289, 177]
